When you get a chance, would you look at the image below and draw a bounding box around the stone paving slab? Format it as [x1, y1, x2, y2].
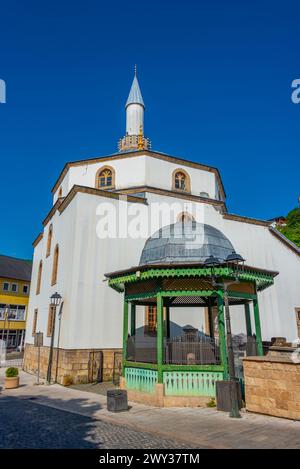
[1, 370, 300, 449]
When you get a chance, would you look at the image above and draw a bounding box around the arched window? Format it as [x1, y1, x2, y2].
[172, 169, 191, 192]
[176, 212, 195, 223]
[58, 187, 63, 197]
[95, 166, 115, 189]
[36, 260, 43, 295]
[51, 244, 59, 286]
[46, 224, 53, 257]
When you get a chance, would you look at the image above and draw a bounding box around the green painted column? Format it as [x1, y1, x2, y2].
[208, 303, 214, 339]
[122, 299, 129, 376]
[244, 303, 252, 337]
[130, 303, 136, 337]
[156, 292, 164, 383]
[253, 296, 264, 356]
[217, 294, 228, 378]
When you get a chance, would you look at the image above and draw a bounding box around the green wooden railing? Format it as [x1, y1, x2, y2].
[125, 367, 158, 394]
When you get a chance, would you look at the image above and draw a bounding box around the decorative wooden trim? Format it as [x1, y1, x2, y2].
[95, 165, 115, 190]
[39, 185, 147, 235]
[51, 149, 226, 201]
[108, 264, 278, 294]
[51, 244, 59, 286]
[46, 224, 53, 258]
[57, 185, 148, 216]
[223, 213, 271, 227]
[32, 308, 38, 336]
[36, 260, 43, 295]
[32, 233, 43, 248]
[47, 305, 55, 337]
[171, 168, 191, 193]
[42, 198, 65, 227]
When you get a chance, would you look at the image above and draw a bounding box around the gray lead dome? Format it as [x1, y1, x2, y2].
[139, 221, 235, 265]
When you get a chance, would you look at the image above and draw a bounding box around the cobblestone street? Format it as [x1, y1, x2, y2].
[1, 371, 300, 449]
[0, 396, 195, 449]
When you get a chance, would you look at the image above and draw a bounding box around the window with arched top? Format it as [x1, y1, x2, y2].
[58, 187, 63, 197]
[176, 212, 195, 223]
[46, 224, 53, 257]
[36, 260, 43, 295]
[51, 244, 59, 286]
[172, 169, 191, 193]
[95, 166, 115, 189]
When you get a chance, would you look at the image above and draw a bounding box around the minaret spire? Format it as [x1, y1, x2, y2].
[118, 68, 151, 152]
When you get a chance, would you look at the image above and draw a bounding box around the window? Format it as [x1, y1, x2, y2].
[0, 304, 6, 319]
[51, 244, 59, 285]
[47, 306, 55, 337]
[58, 186, 63, 197]
[146, 306, 157, 333]
[32, 309, 38, 336]
[23, 284, 29, 294]
[36, 260, 43, 295]
[11, 283, 18, 293]
[3, 282, 9, 291]
[177, 212, 195, 223]
[95, 166, 115, 189]
[172, 169, 191, 192]
[296, 308, 300, 338]
[46, 224, 53, 257]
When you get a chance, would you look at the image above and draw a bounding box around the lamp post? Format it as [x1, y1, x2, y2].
[204, 251, 245, 418]
[46, 292, 62, 385]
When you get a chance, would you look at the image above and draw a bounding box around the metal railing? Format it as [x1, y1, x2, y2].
[165, 335, 221, 365]
[127, 336, 157, 364]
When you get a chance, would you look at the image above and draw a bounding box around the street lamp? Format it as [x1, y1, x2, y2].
[205, 251, 245, 418]
[46, 292, 62, 384]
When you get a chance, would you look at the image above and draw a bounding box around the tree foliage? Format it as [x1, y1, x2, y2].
[279, 208, 300, 248]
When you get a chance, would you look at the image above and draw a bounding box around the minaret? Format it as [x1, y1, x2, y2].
[118, 67, 151, 152]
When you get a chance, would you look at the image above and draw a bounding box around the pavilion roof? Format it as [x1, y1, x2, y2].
[105, 262, 279, 294]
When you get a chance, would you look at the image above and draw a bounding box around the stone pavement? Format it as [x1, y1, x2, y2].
[0, 396, 194, 449]
[1, 370, 300, 449]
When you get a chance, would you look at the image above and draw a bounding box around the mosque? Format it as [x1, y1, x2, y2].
[23, 71, 300, 404]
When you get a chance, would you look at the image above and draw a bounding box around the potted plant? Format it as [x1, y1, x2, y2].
[5, 367, 19, 389]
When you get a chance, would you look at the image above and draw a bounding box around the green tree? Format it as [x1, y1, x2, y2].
[279, 208, 300, 248]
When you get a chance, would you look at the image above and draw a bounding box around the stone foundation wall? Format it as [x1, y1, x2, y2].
[23, 343, 122, 385]
[243, 356, 300, 420]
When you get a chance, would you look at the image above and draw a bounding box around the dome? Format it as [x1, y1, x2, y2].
[139, 221, 235, 265]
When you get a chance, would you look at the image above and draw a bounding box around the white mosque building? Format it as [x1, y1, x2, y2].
[24, 71, 300, 387]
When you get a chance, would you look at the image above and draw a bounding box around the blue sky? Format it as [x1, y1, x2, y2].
[0, 0, 299, 259]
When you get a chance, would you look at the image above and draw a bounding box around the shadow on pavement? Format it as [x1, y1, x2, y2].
[0, 394, 103, 448]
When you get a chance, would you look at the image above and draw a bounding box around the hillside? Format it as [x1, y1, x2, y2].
[278, 207, 300, 248]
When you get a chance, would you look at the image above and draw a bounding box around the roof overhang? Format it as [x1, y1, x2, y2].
[105, 262, 279, 294]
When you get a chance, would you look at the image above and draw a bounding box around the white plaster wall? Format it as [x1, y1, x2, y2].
[52, 154, 220, 204]
[28, 187, 300, 353]
[198, 204, 300, 341]
[53, 171, 70, 204]
[55, 193, 147, 349]
[145, 157, 217, 198]
[25, 199, 77, 347]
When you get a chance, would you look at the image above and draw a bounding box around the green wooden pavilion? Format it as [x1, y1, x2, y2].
[105, 222, 278, 406]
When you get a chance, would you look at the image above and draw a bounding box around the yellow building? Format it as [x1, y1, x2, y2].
[0, 255, 32, 350]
